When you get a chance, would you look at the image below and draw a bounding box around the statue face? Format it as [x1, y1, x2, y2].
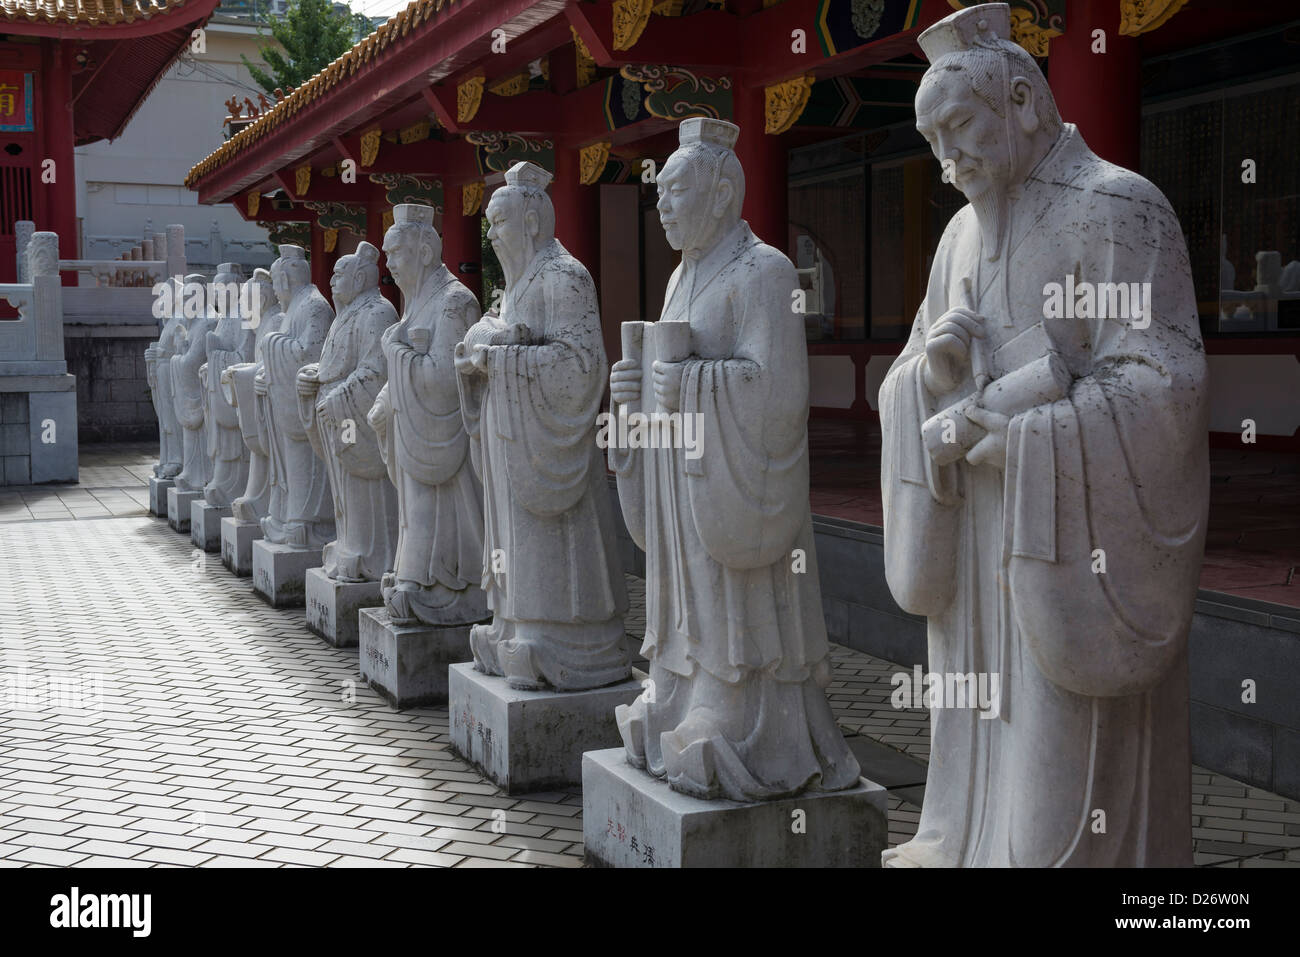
[915, 68, 1011, 201]
[655, 152, 700, 252]
[383, 225, 432, 290]
[330, 255, 358, 305]
[270, 260, 290, 307]
[485, 191, 525, 263]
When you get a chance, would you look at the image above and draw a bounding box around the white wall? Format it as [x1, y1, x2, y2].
[73, 19, 280, 271]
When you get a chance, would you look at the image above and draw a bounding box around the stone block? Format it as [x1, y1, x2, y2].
[148, 477, 174, 517]
[220, 516, 261, 576]
[449, 663, 646, 793]
[190, 501, 231, 552]
[251, 540, 322, 608]
[305, 568, 382, 648]
[358, 607, 474, 709]
[582, 748, 887, 868]
[166, 486, 202, 533]
[28, 391, 77, 483]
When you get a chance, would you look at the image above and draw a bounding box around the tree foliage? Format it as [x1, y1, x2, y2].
[242, 0, 369, 94]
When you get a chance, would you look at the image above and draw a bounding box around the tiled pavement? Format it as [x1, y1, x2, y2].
[0, 444, 1296, 867]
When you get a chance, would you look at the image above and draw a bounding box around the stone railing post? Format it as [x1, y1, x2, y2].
[166, 224, 186, 279]
[15, 220, 34, 283]
[28, 232, 64, 363]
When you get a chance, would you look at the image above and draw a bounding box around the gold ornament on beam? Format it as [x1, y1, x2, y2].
[398, 120, 432, 144]
[360, 128, 383, 167]
[1008, 8, 1054, 57]
[765, 75, 815, 135]
[382, 208, 395, 232]
[458, 76, 485, 124]
[489, 73, 530, 97]
[323, 228, 338, 253]
[612, 0, 654, 51]
[295, 164, 311, 196]
[571, 26, 596, 88]
[463, 181, 484, 216]
[1119, 0, 1189, 36]
[579, 142, 612, 185]
[247, 192, 260, 217]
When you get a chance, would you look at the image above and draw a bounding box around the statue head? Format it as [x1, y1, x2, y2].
[915, 4, 1062, 212]
[486, 162, 555, 283]
[183, 272, 208, 322]
[211, 262, 244, 320]
[242, 268, 276, 332]
[657, 118, 745, 256]
[331, 241, 382, 308]
[383, 204, 440, 297]
[275, 244, 310, 302]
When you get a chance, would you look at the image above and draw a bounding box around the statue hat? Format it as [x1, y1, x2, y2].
[278, 244, 307, 260]
[392, 203, 435, 227]
[504, 161, 553, 192]
[918, 2, 1011, 62]
[679, 117, 740, 151]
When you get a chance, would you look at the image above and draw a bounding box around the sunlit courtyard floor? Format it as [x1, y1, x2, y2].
[0, 444, 1295, 868]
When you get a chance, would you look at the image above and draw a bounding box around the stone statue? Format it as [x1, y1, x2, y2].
[200, 263, 250, 507]
[221, 268, 283, 522]
[878, 4, 1207, 867]
[366, 204, 486, 625]
[298, 241, 398, 582]
[608, 119, 860, 801]
[145, 277, 185, 479]
[455, 163, 630, 693]
[256, 244, 335, 547]
[170, 273, 214, 494]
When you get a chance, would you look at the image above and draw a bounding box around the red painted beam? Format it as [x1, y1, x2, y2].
[563, 0, 737, 71]
[191, 0, 550, 202]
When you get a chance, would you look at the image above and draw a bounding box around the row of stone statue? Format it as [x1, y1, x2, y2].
[144, 124, 861, 824]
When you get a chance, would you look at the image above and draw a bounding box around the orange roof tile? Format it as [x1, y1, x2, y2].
[0, 0, 194, 26]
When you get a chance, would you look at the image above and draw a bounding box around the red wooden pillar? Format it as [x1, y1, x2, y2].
[552, 145, 600, 287]
[41, 39, 79, 264]
[309, 221, 333, 308]
[442, 183, 482, 303]
[732, 78, 788, 252]
[1049, 0, 1140, 171]
[366, 202, 399, 308]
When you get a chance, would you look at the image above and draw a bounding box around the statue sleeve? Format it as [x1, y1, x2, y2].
[480, 265, 605, 518]
[329, 303, 396, 479]
[1007, 189, 1209, 698]
[389, 290, 475, 487]
[679, 248, 808, 570]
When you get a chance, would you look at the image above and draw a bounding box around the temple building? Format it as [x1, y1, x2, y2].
[169, 0, 1295, 799]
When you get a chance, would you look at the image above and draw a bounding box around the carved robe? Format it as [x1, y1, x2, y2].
[146, 310, 185, 478]
[225, 300, 283, 522]
[880, 125, 1207, 867]
[458, 239, 629, 691]
[301, 287, 398, 582]
[170, 312, 215, 493]
[260, 283, 334, 547]
[610, 221, 859, 800]
[371, 265, 485, 624]
[204, 309, 255, 506]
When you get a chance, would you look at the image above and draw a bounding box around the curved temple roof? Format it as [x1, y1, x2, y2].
[184, 0, 460, 188]
[0, 0, 196, 27]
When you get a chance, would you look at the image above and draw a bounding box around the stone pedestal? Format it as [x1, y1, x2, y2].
[148, 477, 174, 517]
[220, 517, 262, 576]
[305, 568, 382, 648]
[166, 487, 202, 534]
[582, 748, 887, 868]
[448, 663, 645, 793]
[358, 607, 475, 709]
[251, 540, 322, 608]
[190, 501, 231, 552]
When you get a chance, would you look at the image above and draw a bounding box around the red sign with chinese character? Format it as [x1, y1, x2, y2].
[0, 71, 34, 132]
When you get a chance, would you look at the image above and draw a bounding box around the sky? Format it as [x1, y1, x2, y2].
[348, 0, 412, 16]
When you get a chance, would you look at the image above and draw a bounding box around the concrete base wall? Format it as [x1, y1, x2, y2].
[63, 334, 158, 443]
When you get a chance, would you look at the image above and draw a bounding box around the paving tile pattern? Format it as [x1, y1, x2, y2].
[0, 443, 1295, 867]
